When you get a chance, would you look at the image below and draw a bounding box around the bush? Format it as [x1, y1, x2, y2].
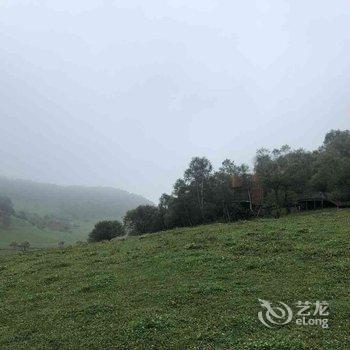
[88, 220, 125, 242]
[123, 205, 162, 235]
[18, 241, 30, 252]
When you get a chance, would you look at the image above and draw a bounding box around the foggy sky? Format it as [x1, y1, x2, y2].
[1, 0, 350, 202]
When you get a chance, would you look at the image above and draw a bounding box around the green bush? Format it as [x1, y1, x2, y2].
[88, 220, 125, 242]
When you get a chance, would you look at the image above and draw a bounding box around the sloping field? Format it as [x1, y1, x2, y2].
[0, 216, 94, 250]
[0, 209, 349, 349]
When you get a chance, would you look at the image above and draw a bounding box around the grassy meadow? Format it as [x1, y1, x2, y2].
[0, 217, 94, 252]
[0, 209, 349, 349]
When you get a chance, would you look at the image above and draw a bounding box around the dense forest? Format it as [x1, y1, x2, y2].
[124, 129, 350, 235]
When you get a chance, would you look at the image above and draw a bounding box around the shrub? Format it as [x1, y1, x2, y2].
[18, 241, 30, 252]
[88, 220, 125, 242]
[123, 205, 162, 235]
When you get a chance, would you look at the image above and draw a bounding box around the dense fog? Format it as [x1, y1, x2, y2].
[1, 1, 349, 201]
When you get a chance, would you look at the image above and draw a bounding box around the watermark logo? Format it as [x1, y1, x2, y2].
[258, 299, 293, 328]
[258, 299, 329, 329]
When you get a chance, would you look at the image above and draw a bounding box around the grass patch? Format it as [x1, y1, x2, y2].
[0, 209, 349, 349]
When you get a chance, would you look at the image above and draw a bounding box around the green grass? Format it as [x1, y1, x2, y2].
[0, 216, 94, 249]
[0, 209, 349, 349]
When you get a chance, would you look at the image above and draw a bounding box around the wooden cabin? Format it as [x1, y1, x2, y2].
[230, 174, 264, 210]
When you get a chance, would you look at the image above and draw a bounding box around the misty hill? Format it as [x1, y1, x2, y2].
[0, 177, 152, 221]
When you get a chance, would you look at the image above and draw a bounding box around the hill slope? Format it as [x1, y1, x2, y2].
[0, 209, 349, 349]
[0, 216, 91, 249]
[0, 176, 152, 220]
[0, 176, 152, 246]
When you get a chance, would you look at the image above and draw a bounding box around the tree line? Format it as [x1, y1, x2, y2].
[89, 129, 349, 241]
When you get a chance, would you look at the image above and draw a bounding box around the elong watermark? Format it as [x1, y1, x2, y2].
[258, 299, 329, 329]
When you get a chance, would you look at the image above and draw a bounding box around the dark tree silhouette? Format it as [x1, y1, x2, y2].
[88, 220, 125, 242]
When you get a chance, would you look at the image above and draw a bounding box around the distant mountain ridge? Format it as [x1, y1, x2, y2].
[0, 176, 152, 220]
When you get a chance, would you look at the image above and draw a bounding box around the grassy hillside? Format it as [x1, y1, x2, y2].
[0, 216, 93, 250]
[0, 176, 152, 220]
[0, 176, 152, 247]
[0, 209, 349, 349]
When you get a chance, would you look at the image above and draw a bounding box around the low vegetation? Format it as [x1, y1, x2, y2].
[0, 209, 349, 349]
[88, 220, 125, 242]
[0, 216, 94, 251]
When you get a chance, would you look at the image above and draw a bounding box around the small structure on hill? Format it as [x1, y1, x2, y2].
[297, 193, 345, 210]
[230, 174, 264, 211]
